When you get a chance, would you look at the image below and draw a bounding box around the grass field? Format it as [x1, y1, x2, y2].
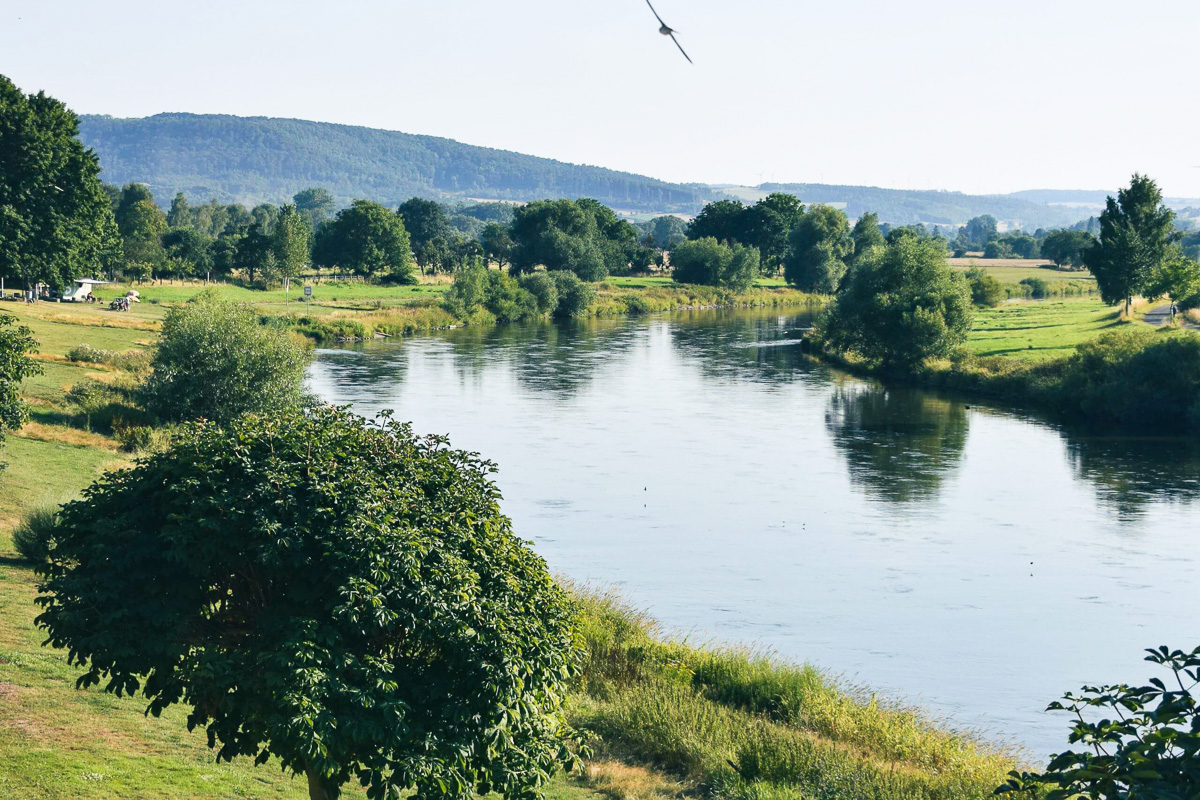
[948, 260, 1095, 285]
[966, 297, 1123, 360]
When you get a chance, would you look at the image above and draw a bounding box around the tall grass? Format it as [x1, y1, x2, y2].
[568, 589, 1017, 800]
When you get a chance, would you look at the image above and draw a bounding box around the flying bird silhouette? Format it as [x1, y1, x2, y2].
[645, 0, 692, 64]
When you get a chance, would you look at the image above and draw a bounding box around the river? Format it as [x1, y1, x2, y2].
[307, 307, 1200, 757]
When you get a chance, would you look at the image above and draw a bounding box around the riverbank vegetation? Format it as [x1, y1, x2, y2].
[803, 175, 1200, 432]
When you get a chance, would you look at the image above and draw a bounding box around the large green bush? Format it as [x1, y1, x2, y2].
[141, 294, 310, 425]
[965, 267, 1004, 307]
[1056, 328, 1200, 430]
[671, 238, 761, 290]
[550, 270, 596, 318]
[819, 238, 973, 369]
[444, 262, 539, 322]
[36, 406, 583, 800]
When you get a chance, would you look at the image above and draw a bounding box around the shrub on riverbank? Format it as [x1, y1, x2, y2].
[814, 325, 1200, 432]
[142, 295, 310, 424]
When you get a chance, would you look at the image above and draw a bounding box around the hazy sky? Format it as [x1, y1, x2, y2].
[4, 0, 1199, 196]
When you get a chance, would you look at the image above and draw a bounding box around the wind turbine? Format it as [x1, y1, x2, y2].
[645, 0, 692, 64]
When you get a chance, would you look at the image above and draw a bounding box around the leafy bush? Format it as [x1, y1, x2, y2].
[112, 422, 172, 454]
[520, 272, 559, 314]
[141, 294, 310, 425]
[65, 380, 154, 434]
[12, 504, 59, 563]
[36, 406, 582, 800]
[997, 646, 1200, 800]
[819, 237, 974, 369]
[965, 267, 1005, 307]
[1056, 328, 1200, 430]
[671, 238, 761, 290]
[1020, 277, 1050, 299]
[444, 262, 539, 322]
[550, 270, 596, 318]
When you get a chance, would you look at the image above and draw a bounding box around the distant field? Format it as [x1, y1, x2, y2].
[948, 259, 1094, 284]
[966, 297, 1121, 360]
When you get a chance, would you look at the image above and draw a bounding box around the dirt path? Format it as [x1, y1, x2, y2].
[1142, 304, 1200, 330]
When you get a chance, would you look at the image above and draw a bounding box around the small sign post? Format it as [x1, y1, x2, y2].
[304, 284, 312, 314]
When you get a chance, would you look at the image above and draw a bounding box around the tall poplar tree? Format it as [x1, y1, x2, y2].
[272, 203, 310, 301]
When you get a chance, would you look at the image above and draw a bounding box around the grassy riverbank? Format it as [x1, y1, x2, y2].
[25, 274, 818, 342]
[0, 303, 1022, 798]
[817, 295, 1200, 431]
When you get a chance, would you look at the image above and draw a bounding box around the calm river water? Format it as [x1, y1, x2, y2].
[307, 308, 1200, 757]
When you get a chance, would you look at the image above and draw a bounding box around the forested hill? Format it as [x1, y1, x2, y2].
[77, 113, 711, 213]
[756, 183, 1082, 230]
[79, 112, 1097, 227]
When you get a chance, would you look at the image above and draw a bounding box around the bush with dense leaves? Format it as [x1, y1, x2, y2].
[819, 237, 973, 369]
[997, 645, 1200, 800]
[670, 237, 760, 291]
[141, 294, 310, 425]
[965, 267, 1005, 307]
[35, 406, 583, 800]
[444, 262, 539, 322]
[548, 271, 596, 318]
[1055, 327, 1200, 430]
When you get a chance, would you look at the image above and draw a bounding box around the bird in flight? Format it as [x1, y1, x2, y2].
[645, 0, 692, 64]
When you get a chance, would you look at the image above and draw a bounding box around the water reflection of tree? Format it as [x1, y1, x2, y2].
[441, 317, 639, 398]
[825, 383, 969, 503]
[667, 309, 818, 385]
[307, 345, 409, 400]
[1066, 434, 1200, 520]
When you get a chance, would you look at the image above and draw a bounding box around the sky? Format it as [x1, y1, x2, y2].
[3, 0, 1200, 197]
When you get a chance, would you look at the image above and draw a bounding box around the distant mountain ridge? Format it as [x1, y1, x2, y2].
[80, 112, 1119, 228]
[78, 113, 709, 213]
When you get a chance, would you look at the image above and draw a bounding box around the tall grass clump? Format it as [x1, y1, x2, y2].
[568, 588, 1018, 800]
[66, 343, 152, 372]
[12, 504, 60, 563]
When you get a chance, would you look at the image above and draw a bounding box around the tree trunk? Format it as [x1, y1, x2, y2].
[1125, 296, 1131, 317]
[306, 767, 339, 800]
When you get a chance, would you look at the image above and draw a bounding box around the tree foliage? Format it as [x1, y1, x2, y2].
[784, 205, 853, 293]
[820, 237, 973, 369]
[35, 406, 583, 800]
[292, 187, 336, 230]
[1040, 229, 1094, 268]
[1145, 250, 1200, 306]
[850, 212, 886, 263]
[508, 199, 625, 281]
[0, 75, 120, 289]
[0, 313, 42, 456]
[312, 200, 413, 282]
[997, 646, 1200, 800]
[1085, 174, 1177, 313]
[141, 294, 310, 425]
[670, 237, 759, 290]
[481, 222, 513, 269]
[270, 203, 311, 290]
[965, 267, 1005, 307]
